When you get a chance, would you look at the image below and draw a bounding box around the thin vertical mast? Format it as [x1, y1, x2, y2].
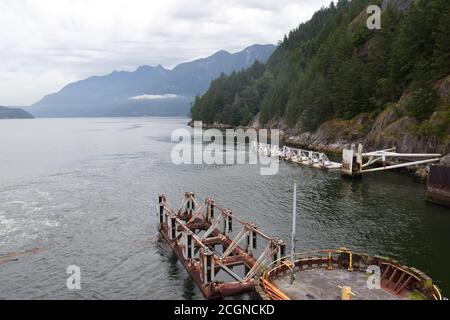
[290, 183, 297, 285]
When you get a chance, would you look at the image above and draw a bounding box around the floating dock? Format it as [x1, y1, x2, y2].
[157, 193, 286, 299]
[252, 141, 341, 170]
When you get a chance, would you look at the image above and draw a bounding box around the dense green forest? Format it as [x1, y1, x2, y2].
[190, 0, 449, 134]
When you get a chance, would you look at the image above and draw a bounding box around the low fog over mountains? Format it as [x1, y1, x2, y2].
[31, 44, 276, 117]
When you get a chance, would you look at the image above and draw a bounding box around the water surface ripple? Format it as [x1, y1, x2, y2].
[0, 117, 448, 299]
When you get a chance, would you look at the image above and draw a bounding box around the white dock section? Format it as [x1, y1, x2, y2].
[361, 148, 442, 173]
[252, 141, 442, 176]
[342, 144, 441, 176]
[252, 141, 342, 170]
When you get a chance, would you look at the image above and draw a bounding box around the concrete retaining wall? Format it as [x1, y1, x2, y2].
[427, 164, 450, 208]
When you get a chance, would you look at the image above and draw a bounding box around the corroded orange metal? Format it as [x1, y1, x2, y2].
[157, 193, 285, 299]
[256, 249, 444, 301]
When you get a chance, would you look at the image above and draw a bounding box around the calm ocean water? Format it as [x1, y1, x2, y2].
[0, 117, 449, 299]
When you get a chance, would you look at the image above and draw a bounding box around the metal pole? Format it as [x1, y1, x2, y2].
[362, 158, 441, 173]
[290, 183, 297, 285]
[363, 152, 441, 158]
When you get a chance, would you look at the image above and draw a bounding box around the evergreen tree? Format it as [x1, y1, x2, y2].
[191, 0, 449, 130]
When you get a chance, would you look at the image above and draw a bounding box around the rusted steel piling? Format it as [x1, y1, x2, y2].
[157, 193, 286, 299]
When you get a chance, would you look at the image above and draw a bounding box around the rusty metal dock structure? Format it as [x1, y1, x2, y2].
[157, 192, 286, 299]
[256, 249, 444, 300]
[157, 192, 445, 300]
[157, 145, 446, 299]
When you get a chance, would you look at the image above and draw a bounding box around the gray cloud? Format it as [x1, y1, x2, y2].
[0, 0, 331, 106]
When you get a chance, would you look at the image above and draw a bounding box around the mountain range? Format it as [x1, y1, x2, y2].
[30, 44, 276, 118]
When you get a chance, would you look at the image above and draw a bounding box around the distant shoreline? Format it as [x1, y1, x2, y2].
[0, 106, 34, 119]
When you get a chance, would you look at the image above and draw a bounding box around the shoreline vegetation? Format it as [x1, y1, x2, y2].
[190, 0, 450, 164]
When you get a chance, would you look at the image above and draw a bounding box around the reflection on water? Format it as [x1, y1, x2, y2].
[0, 117, 448, 299]
[167, 252, 180, 280]
[182, 277, 196, 300]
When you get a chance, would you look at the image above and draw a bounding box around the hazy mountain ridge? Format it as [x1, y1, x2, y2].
[31, 44, 276, 117]
[0, 106, 34, 119]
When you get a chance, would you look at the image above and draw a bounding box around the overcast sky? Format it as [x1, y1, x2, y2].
[0, 0, 331, 106]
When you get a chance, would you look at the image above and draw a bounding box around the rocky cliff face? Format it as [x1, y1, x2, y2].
[259, 76, 449, 158]
[283, 112, 447, 155]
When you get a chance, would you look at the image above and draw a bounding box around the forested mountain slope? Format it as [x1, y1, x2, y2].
[191, 0, 449, 153]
